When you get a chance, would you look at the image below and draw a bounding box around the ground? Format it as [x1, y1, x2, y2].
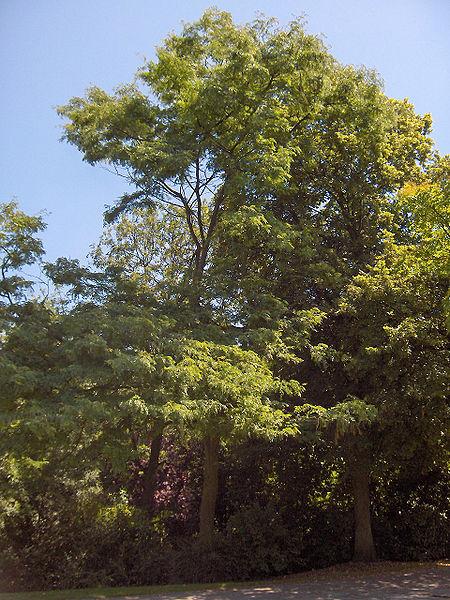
[153, 566, 449, 600]
[2, 562, 449, 600]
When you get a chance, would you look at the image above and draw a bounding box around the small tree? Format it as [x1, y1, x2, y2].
[169, 339, 298, 546]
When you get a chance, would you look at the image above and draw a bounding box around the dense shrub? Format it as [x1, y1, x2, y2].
[373, 469, 450, 561]
[1, 439, 448, 592]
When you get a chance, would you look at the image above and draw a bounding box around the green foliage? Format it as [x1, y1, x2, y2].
[168, 339, 298, 440]
[0, 201, 46, 308]
[1, 8, 448, 591]
[296, 399, 378, 443]
[4, 435, 446, 591]
[373, 469, 450, 561]
[57, 10, 334, 307]
[91, 207, 192, 301]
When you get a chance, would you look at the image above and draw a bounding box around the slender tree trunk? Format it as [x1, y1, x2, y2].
[186, 189, 224, 547]
[349, 449, 376, 562]
[138, 432, 163, 517]
[198, 435, 220, 547]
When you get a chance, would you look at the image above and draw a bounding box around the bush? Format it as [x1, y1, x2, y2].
[1, 441, 448, 592]
[373, 469, 450, 561]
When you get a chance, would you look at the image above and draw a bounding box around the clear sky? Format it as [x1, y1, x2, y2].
[1, 0, 449, 264]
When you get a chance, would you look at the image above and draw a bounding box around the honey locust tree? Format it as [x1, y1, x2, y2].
[58, 10, 334, 543]
[43, 210, 302, 544]
[68, 213, 302, 544]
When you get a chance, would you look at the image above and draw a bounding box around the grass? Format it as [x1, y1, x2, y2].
[2, 560, 448, 600]
[0, 582, 239, 600]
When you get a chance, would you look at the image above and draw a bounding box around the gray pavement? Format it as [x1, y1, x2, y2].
[114, 567, 450, 600]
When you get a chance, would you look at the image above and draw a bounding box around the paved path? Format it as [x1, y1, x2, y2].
[115, 567, 449, 600]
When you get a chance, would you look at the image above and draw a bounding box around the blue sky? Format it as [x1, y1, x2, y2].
[1, 0, 449, 264]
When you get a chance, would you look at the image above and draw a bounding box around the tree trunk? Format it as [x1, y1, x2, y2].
[138, 432, 163, 517]
[198, 435, 220, 547]
[349, 451, 376, 562]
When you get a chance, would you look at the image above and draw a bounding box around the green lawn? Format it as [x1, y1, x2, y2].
[0, 581, 248, 600]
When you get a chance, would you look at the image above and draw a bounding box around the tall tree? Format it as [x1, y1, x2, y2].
[292, 152, 448, 561]
[57, 10, 334, 539]
[210, 64, 435, 561]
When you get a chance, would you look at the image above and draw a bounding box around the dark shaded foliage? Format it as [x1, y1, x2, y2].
[1, 439, 447, 592]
